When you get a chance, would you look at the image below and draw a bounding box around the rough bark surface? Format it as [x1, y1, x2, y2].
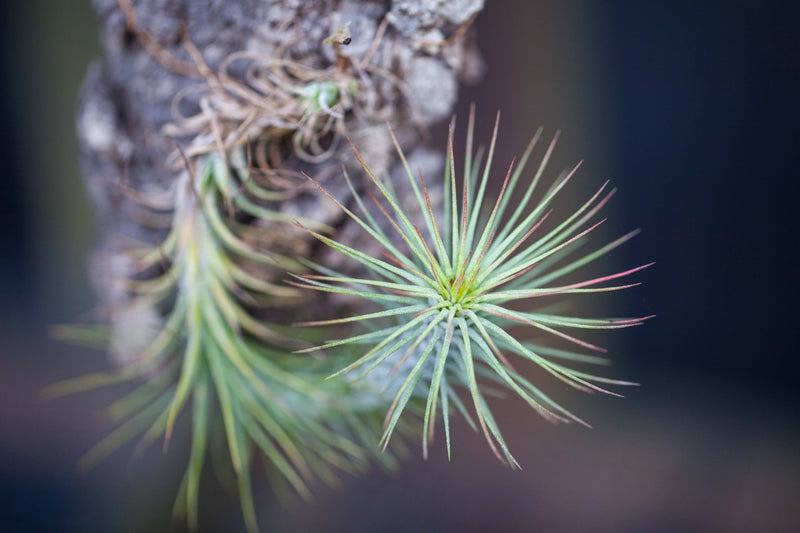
[77, 0, 484, 317]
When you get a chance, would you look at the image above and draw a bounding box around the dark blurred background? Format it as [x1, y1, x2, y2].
[1, 1, 799, 532]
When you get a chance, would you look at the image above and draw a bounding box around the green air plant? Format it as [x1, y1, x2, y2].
[48, 150, 400, 533]
[294, 109, 653, 467]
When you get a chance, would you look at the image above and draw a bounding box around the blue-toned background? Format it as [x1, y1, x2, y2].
[1, 2, 798, 531]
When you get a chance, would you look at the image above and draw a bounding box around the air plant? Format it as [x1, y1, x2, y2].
[294, 109, 653, 467]
[48, 150, 399, 533]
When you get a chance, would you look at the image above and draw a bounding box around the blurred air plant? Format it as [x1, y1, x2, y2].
[49, 150, 400, 533]
[294, 108, 653, 467]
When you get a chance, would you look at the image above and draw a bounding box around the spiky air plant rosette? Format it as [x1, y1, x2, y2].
[49, 150, 408, 533]
[294, 109, 653, 467]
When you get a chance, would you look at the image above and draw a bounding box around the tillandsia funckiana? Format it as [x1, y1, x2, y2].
[294, 109, 653, 467]
[54, 110, 650, 530]
[49, 150, 405, 533]
[60, 2, 651, 530]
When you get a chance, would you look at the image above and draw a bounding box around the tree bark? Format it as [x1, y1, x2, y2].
[77, 0, 484, 316]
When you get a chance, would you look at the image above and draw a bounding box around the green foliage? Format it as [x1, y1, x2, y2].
[49, 151, 397, 533]
[295, 109, 653, 466]
[53, 101, 651, 532]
